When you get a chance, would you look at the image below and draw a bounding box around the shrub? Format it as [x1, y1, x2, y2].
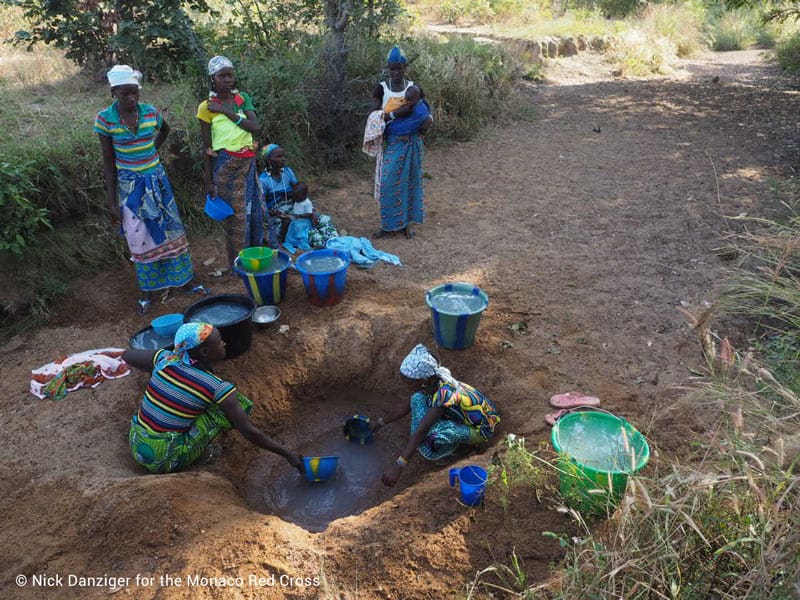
[611, 29, 678, 76]
[709, 9, 758, 51]
[776, 32, 800, 73]
[638, 2, 707, 58]
[439, 0, 495, 24]
[401, 36, 524, 140]
[0, 158, 52, 255]
[13, 0, 213, 79]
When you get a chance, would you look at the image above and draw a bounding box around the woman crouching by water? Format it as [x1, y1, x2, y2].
[371, 344, 500, 487]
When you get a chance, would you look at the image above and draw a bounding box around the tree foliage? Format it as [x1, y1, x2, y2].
[11, 0, 213, 78]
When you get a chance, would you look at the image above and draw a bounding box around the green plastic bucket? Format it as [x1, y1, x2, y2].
[551, 411, 649, 516]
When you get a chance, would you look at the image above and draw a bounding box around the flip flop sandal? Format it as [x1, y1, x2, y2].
[137, 299, 152, 315]
[183, 284, 210, 296]
[549, 391, 601, 409]
[545, 409, 569, 426]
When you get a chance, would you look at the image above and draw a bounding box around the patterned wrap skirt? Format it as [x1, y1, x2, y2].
[378, 134, 424, 232]
[212, 151, 264, 266]
[410, 392, 484, 461]
[118, 164, 193, 291]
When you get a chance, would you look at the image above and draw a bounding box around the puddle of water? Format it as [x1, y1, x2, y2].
[248, 429, 396, 532]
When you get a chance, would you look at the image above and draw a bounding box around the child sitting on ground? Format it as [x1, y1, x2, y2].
[282, 182, 339, 253]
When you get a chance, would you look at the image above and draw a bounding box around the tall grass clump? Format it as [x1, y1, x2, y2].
[638, 2, 707, 58]
[776, 32, 800, 73]
[704, 6, 782, 51]
[608, 3, 707, 77]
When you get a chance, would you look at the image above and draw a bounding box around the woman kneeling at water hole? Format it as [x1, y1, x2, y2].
[372, 344, 500, 487]
[123, 323, 302, 474]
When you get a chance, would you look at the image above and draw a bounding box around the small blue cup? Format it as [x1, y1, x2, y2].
[449, 465, 487, 507]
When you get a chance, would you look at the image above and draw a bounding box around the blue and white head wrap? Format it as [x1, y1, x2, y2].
[386, 45, 407, 66]
[400, 343, 461, 390]
[208, 55, 234, 76]
[155, 322, 214, 371]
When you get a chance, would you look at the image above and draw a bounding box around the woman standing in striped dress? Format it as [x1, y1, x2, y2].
[95, 65, 194, 314]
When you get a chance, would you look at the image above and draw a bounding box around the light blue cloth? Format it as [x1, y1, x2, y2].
[282, 218, 314, 254]
[325, 236, 402, 268]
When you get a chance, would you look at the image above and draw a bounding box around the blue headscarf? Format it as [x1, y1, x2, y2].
[155, 322, 214, 371]
[386, 45, 407, 66]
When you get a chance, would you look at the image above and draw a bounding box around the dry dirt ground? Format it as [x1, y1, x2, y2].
[2, 50, 799, 599]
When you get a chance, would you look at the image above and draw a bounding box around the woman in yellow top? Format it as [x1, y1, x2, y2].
[197, 55, 263, 267]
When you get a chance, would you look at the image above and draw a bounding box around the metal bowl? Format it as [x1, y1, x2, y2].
[252, 305, 281, 328]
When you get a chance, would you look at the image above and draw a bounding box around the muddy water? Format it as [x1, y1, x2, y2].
[247, 429, 396, 532]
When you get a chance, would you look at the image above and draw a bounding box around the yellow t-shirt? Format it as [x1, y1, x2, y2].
[197, 92, 255, 152]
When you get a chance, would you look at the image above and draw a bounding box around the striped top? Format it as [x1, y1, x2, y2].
[432, 382, 500, 440]
[136, 349, 237, 433]
[94, 102, 163, 172]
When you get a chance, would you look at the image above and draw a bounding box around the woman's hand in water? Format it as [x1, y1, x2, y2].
[287, 453, 304, 474]
[381, 461, 403, 487]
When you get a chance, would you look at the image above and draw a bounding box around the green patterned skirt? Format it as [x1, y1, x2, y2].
[129, 394, 253, 473]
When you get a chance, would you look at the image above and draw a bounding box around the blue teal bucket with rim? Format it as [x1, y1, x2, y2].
[294, 249, 350, 307]
[425, 282, 489, 350]
[233, 250, 292, 306]
[551, 411, 650, 516]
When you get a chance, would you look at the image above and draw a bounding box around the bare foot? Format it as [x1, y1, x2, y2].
[404, 226, 415, 239]
[372, 230, 389, 239]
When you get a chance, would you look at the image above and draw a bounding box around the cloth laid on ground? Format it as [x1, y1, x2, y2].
[283, 215, 339, 254]
[325, 236, 401, 268]
[362, 110, 386, 202]
[31, 348, 131, 400]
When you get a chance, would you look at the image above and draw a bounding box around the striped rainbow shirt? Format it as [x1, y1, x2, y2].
[94, 102, 163, 172]
[136, 349, 237, 433]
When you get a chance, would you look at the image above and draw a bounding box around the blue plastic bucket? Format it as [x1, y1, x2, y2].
[294, 249, 350, 307]
[233, 251, 292, 306]
[449, 465, 487, 507]
[204, 194, 233, 221]
[302, 456, 338, 482]
[425, 282, 489, 350]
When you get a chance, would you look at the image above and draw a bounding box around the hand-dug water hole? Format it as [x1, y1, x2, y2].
[242, 389, 410, 532]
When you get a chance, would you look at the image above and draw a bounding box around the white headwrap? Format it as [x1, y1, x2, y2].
[399, 344, 462, 391]
[107, 65, 142, 89]
[208, 55, 234, 76]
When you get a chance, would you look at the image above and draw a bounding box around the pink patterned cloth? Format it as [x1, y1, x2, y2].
[362, 110, 386, 202]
